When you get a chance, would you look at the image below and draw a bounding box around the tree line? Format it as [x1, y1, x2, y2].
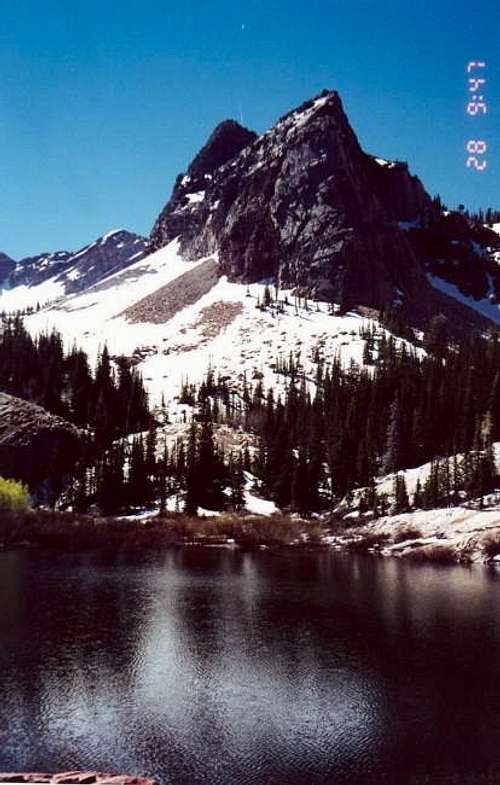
[70, 417, 247, 516]
[1, 313, 498, 517]
[0, 315, 150, 442]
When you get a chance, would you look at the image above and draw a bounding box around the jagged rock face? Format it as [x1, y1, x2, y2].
[0, 393, 81, 502]
[412, 214, 500, 303]
[150, 120, 257, 255]
[5, 230, 148, 296]
[187, 119, 258, 181]
[150, 90, 500, 327]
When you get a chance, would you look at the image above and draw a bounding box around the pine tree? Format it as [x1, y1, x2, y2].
[197, 420, 225, 510]
[185, 424, 198, 515]
[128, 436, 149, 508]
[230, 453, 246, 511]
[413, 478, 423, 509]
[292, 449, 310, 515]
[393, 474, 409, 513]
[145, 423, 158, 504]
[382, 398, 401, 475]
[96, 442, 125, 515]
[157, 441, 169, 515]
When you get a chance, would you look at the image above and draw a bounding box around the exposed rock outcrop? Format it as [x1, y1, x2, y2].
[0, 393, 81, 502]
[120, 257, 219, 324]
[0, 773, 157, 785]
[150, 89, 500, 329]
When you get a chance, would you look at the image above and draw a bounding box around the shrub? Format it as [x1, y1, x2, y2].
[483, 533, 500, 560]
[393, 526, 422, 544]
[405, 544, 456, 565]
[0, 477, 31, 512]
[347, 532, 391, 553]
[0, 508, 325, 551]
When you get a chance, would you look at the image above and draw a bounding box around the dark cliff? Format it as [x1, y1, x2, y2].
[150, 90, 500, 328]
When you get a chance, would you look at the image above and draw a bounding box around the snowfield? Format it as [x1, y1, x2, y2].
[333, 444, 500, 563]
[1, 236, 497, 413]
[342, 503, 500, 564]
[427, 273, 500, 325]
[11, 240, 391, 410]
[0, 277, 66, 312]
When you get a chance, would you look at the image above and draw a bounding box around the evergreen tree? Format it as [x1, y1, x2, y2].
[96, 442, 125, 515]
[230, 453, 246, 511]
[394, 474, 410, 513]
[128, 436, 149, 508]
[413, 478, 423, 509]
[185, 424, 199, 515]
[157, 441, 169, 515]
[382, 398, 401, 475]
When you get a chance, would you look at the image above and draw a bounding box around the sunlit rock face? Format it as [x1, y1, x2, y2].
[150, 89, 500, 329]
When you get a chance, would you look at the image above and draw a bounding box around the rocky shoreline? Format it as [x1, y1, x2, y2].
[329, 503, 500, 565]
[1, 499, 499, 565]
[0, 773, 157, 785]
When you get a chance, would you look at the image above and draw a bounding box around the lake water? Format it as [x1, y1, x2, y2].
[1, 549, 500, 785]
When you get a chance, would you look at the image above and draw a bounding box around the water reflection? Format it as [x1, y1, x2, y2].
[1, 549, 500, 784]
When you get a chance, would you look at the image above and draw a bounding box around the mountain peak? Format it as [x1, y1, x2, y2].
[278, 88, 342, 121]
[149, 90, 499, 328]
[187, 119, 257, 181]
[0, 251, 16, 284]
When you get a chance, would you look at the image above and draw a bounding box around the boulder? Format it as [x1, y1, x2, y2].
[0, 774, 158, 785]
[0, 392, 81, 502]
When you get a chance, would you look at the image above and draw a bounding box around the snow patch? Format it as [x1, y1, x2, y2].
[375, 157, 397, 169]
[427, 273, 500, 325]
[186, 191, 205, 205]
[100, 229, 125, 244]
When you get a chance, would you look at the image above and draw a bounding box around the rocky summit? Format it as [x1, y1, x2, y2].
[150, 89, 500, 329]
[0, 229, 149, 310]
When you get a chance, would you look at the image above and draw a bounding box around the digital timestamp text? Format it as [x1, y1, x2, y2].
[466, 61, 488, 171]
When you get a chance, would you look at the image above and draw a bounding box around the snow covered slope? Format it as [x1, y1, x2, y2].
[428, 273, 500, 325]
[0, 230, 148, 312]
[16, 239, 399, 410]
[334, 444, 500, 563]
[374, 444, 500, 501]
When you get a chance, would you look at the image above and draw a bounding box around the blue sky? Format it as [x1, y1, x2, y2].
[1, 0, 499, 258]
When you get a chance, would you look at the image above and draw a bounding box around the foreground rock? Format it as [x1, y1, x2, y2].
[0, 393, 81, 502]
[0, 772, 157, 785]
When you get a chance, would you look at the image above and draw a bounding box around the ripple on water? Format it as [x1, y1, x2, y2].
[1, 549, 500, 785]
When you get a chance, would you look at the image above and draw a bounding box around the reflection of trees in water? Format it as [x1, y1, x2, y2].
[3, 549, 500, 784]
[0, 550, 153, 772]
[355, 556, 500, 778]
